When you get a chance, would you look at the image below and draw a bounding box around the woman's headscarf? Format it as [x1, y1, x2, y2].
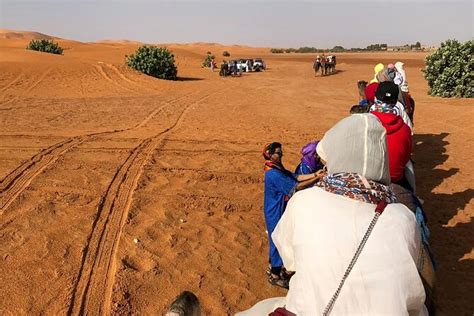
[369, 63, 384, 83]
[394, 61, 409, 92]
[263, 142, 288, 173]
[364, 82, 379, 103]
[300, 141, 321, 172]
[375, 66, 397, 83]
[317, 114, 390, 184]
[316, 114, 396, 203]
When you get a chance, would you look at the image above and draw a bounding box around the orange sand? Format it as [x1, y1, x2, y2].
[0, 30, 473, 314]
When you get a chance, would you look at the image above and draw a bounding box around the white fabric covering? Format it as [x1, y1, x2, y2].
[235, 297, 285, 316]
[238, 114, 426, 316]
[237, 188, 428, 315]
[318, 114, 390, 185]
[395, 61, 410, 92]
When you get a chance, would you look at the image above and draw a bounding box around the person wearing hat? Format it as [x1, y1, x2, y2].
[239, 114, 427, 315]
[370, 82, 412, 187]
[394, 61, 416, 123]
[370, 81, 413, 131]
[371, 81, 416, 192]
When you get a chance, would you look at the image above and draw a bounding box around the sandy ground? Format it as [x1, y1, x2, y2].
[0, 31, 473, 315]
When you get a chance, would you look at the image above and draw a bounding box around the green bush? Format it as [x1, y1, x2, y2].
[26, 39, 63, 55]
[202, 53, 215, 68]
[423, 39, 473, 98]
[126, 46, 177, 80]
[222, 51, 230, 57]
[270, 48, 284, 54]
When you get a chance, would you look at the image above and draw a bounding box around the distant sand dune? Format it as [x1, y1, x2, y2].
[0, 29, 56, 40]
[96, 39, 144, 45]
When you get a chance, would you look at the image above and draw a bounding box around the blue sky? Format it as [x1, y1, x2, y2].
[1, 0, 472, 47]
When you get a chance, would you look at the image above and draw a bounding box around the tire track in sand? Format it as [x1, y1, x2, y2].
[105, 64, 144, 88]
[26, 68, 54, 93]
[93, 64, 138, 94]
[0, 92, 195, 214]
[104, 64, 161, 93]
[0, 137, 84, 213]
[0, 72, 24, 93]
[68, 92, 214, 315]
[0, 68, 53, 108]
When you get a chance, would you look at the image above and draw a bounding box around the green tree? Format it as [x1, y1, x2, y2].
[423, 39, 473, 98]
[126, 46, 177, 80]
[202, 52, 215, 67]
[366, 44, 385, 51]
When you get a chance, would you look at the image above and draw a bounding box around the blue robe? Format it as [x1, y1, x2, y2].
[294, 162, 313, 176]
[263, 169, 297, 268]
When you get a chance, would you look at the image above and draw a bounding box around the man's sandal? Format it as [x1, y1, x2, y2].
[267, 266, 295, 281]
[268, 273, 289, 289]
[281, 268, 295, 279]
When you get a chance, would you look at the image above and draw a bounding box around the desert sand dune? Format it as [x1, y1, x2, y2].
[0, 29, 56, 40]
[0, 32, 472, 315]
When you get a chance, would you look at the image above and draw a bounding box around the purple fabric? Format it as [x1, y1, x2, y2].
[301, 141, 319, 172]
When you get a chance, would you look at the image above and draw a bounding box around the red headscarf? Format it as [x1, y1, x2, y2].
[263, 142, 286, 172]
[364, 82, 379, 103]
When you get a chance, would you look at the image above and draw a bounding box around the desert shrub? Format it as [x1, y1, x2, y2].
[202, 52, 215, 67]
[296, 47, 317, 53]
[26, 39, 63, 55]
[366, 43, 387, 51]
[223, 51, 230, 57]
[270, 48, 284, 54]
[126, 46, 177, 80]
[423, 39, 473, 98]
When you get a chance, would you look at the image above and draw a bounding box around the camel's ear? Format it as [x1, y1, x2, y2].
[166, 291, 201, 316]
[357, 80, 368, 89]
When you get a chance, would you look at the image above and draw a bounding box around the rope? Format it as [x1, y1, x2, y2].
[322, 200, 387, 316]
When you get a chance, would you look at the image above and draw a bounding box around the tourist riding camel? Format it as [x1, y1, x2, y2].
[239, 114, 428, 315]
[370, 82, 412, 188]
[313, 55, 325, 76]
[370, 63, 415, 124]
[325, 55, 336, 74]
[370, 63, 384, 83]
[370, 82, 413, 131]
[394, 61, 415, 123]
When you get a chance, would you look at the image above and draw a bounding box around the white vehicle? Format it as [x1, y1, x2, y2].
[253, 58, 266, 71]
[236, 59, 253, 72]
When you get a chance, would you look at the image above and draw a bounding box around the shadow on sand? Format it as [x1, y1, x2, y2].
[177, 77, 205, 81]
[413, 132, 474, 314]
[314, 69, 345, 77]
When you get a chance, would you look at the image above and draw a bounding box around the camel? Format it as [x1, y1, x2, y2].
[325, 55, 337, 74]
[313, 55, 326, 76]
